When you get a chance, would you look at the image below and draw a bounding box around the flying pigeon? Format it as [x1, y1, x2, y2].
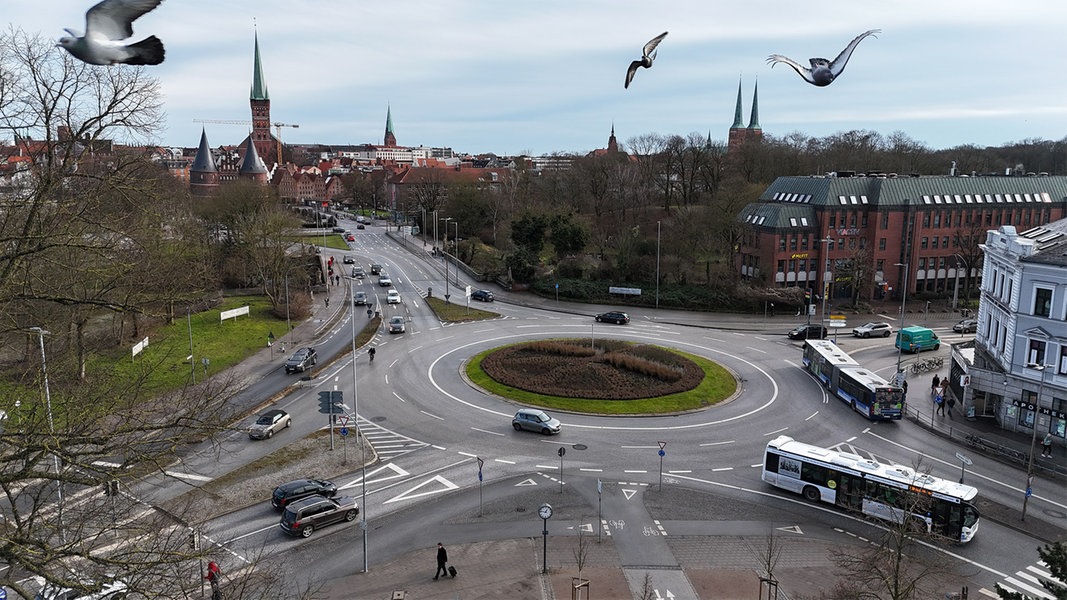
[766, 29, 880, 87]
[624, 31, 668, 89]
[58, 0, 165, 66]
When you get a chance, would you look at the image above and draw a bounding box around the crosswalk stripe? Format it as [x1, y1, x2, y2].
[1003, 576, 1054, 600]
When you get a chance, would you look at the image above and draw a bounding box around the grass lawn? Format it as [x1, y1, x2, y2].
[426, 296, 499, 323]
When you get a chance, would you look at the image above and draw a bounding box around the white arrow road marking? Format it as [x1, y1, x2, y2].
[384, 475, 459, 504]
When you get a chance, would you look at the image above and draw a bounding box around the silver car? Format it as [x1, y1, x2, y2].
[249, 409, 292, 439]
[512, 408, 561, 435]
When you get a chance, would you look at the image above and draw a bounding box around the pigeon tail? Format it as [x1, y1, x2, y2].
[123, 35, 164, 65]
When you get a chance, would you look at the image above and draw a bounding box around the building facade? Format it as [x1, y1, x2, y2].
[736, 174, 1067, 303]
[954, 221, 1067, 447]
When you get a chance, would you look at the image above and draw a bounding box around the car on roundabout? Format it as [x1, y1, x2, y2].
[279, 495, 359, 538]
[594, 311, 629, 324]
[248, 409, 292, 440]
[512, 408, 562, 435]
[787, 324, 827, 340]
[851, 322, 893, 338]
[386, 289, 401, 304]
[378, 274, 392, 287]
[342, 255, 354, 264]
[388, 315, 405, 333]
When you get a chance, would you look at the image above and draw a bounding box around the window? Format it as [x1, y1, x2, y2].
[918, 257, 926, 269]
[1034, 287, 1053, 317]
[861, 213, 868, 228]
[933, 212, 941, 228]
[943, 236, 949, 248]
[881, 212, 889, 229]
[879, 238, 886, 250]
[790, 237, 798, 251]
[777, 260, 785, 273]
[921, 237, 928, 249]
[1028, 339, 1046, 365]
[829, 214, 836, 227]
[922, 213, 930, 227]
[876, 259, 884, 272]
[779, 235, 787, 251]
[931, 237, 938, 249]
[801, 236, 809, 250]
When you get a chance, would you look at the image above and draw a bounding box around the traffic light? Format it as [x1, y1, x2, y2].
[188, 530, 200, 551]
[103, 480, 119, 496]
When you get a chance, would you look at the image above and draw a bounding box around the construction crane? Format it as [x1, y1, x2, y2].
[192, 119, 299, 165]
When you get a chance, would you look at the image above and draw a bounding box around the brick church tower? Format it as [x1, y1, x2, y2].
[189, 128, 219, 196]
[249, 32, 274, 165]
[384, 105, 397, 147]
[727, 78, 762, 150]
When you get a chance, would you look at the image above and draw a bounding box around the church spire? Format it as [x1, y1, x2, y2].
[731, 77, 744, 129]
[384, 105, 397, 147]
[250, 31, 269, 101]
[747, 78, 760, 130]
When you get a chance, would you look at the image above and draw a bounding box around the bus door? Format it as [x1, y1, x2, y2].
[834, 473, 863, 511]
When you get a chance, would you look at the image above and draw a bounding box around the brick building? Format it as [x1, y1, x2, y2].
[735, 174, 1067, 303]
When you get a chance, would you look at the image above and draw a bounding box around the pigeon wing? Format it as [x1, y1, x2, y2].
[827, 29, 880, 78]
[642, 31, 668, 59]
[767, 54, 816, 85]
[85, 0, 163, 41]
[624, 60, 642, 88]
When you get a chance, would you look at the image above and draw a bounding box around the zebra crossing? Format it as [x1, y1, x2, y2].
[342, 414, 428, 459]
[979, 561, 1064, 599]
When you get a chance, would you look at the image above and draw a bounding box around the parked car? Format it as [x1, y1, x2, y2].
[353, 291, 368, 305]
[595, 311, 630, 324]
[953, 318, 978, 334]
[512, 408, 562, 435]
[471, 289, 494, 302]
[351, 266, 365, 278]
[386, 290, 401, 304]
[249, 409, 292, 440]
[851, 322, 893, 338]
[284, 347, 317, 374]
[370, 263, 383, 275]
[342, 255, 355, 264]
[388, 315, 405, 333]
[787, 324, 828, 340]
[279, 495, 359, 538]
[271, 478, 338, 510]
[378, 274, 392, 287]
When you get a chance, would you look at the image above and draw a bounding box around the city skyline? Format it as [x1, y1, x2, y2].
[5, 0, 1066, 156]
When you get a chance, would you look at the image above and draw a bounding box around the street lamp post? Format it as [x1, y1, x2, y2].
[951, 253, 967, 311]
[894, 262, 910, 377]
[819, 237, 832, 323]
[29, 327, 64, 541]
[655, 221, 661, 310]
[1021, 362, 1050, 521]
[349, 281, 369, 570]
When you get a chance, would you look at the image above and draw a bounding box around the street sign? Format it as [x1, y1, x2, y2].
[658, 449, 665, 457]
[337, 415, 349, 426]
[339, 427, 348, 437]
[954, 452, 972, 466]
[558, 447, 566, 458]
[657, 441, 667, 450]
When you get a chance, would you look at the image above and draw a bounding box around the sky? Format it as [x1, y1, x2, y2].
[5, 0, 1067, 157]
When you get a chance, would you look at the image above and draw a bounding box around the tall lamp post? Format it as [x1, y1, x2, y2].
[29, 326, 64, 541]
[349, 281, 369, 570]
[951, 253, 967, 311]
[440, 217, 453, 302]
[894, 262, 909, 376]
[655, 221, 661, 310]
[819, 237, 833, 322]
[1021, 362, 1050, 521]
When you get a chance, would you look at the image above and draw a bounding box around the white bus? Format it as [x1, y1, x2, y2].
[762, 435, 980, 543]
[802, 340, 905, 420]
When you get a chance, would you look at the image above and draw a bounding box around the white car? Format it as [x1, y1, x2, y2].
[386, 290, 401, 304]
[852, 322, 893, 338]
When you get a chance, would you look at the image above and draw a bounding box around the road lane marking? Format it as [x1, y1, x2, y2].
[699, 440, 734, 447]
[420, 410, 444, 420]
[763, 427, 788, 436]
[471, 427, 504, 436]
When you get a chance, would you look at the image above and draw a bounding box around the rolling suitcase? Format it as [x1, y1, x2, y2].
[448, 565, 457, 578]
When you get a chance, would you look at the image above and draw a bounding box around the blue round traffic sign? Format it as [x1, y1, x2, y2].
[658, 449, 665, 457]
[340, 427, 349, 437]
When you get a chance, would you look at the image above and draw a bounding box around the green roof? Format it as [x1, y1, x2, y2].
[250, 33, 269, 101]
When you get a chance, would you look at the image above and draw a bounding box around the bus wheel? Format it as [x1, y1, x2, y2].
[802, 486, 821, 502]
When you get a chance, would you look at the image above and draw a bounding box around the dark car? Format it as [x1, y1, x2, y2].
[279, 495, 359, 538]
[471, 289, 494, 302]
[248, 409, 292, 440]
[270, 478, 338, 510]
[284, 347, 317, 374]
[787, 324, 828, 340]
[595, 311, 630, 324]
[370, 263, 383, 275]
[356, 223, 365, 230]
[953, 318, 978, 334]
[343, 255, 355, 264]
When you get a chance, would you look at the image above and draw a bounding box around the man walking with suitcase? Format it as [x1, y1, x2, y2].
[433, 542, 448, 580]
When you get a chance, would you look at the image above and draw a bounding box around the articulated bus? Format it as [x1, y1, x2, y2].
[802, 340, 904, 420]
[763, 436, 980, 543]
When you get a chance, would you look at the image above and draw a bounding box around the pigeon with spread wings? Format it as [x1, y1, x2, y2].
[58, 0, 165, 66]
[766, 29, 879, 87]
[624, 31, 668, 89]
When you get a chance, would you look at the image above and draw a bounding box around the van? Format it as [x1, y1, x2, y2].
[895, 326, 940, 353]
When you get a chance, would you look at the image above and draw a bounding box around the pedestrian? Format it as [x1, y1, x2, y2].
[433, 542, 448, 580]
[901, 379, 909, 398]
[206, 561, 222, 599]
[946, 395, 956, 419]
[1042, 433, 1054, 458]
[934, 388, 945, 415]
[931, 374, 940, 391]
[324, 296, 329, 308]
